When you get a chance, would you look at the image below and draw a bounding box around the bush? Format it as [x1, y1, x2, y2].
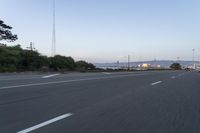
[49, 55, 75, 71]
[170, 63, 182, 70]
[76, 61, 96, 71]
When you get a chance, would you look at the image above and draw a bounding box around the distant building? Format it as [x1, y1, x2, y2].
[156, 65, 161, 68]
[138, 63, 151, 69]
[188, 64, 200, 70]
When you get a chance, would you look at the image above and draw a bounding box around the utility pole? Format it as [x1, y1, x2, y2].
[198, 56, 200, 66]
[192, 49, 195, 68]
[177, 57, 180, 62]
[192, 49, 195, 62]
[27, 42, 35, 51]
[51, 0, 56, 56]
[128, 55, 130, 70]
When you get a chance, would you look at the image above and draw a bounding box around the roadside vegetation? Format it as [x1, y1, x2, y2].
[170, 63, 182, 70]
[0, 19, 96, 72]
[0, 19, 182, 73]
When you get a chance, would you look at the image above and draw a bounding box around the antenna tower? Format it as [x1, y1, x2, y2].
[51, 0, 56, 56]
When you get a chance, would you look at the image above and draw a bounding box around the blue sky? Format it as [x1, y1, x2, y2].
[1, 0, 200, 63]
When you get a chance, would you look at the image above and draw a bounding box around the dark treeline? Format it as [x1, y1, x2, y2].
[0, 44, 96, 72]
[0, 19, 96, 72]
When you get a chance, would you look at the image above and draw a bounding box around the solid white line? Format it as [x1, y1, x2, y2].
[0, 73, 149, 90]
[0, 77, 39, 81]
[151, 81, 162, 86]
[42, 74, 60, 78]
[17, 113, 72, 133]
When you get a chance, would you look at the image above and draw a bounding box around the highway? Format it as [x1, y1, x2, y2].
[0, 71, 199, 133]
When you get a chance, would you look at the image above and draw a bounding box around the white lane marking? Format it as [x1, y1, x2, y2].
[0, 77, 39, 81]
[17, 113, 72, 133]
[0, 73, 149, 90]
[42, 74, 60, 78]
[101, 72, 111, 75]
[151, 81, 162, 86]
[178, 73, 186, 77]
[171, 76, 176, 79]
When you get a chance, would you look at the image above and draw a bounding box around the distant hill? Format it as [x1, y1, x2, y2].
[94, 60, 200, 68]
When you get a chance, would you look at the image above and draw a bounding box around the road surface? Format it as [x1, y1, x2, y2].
[0, 71, 199, 133]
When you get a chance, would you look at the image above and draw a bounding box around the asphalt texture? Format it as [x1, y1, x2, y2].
[0, 71, 200, 133]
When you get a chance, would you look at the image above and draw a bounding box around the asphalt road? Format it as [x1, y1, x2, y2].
[0, 71, 199, 133]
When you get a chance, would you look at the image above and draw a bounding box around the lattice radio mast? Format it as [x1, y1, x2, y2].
[51, 0, 56, 56]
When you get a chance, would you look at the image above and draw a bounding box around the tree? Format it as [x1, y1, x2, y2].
[0, 44, 96, 72]
[0, 45, 22, 72]
[19, 50, 49, 71]
[170, 63, 182, 70]
[0, 20, 18, 42]
[0, 45, 49, 72]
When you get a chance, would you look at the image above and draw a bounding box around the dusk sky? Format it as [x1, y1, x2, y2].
[1, 0, 200, 63]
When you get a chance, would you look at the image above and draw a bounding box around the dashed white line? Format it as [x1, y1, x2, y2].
[42, 74, 60, 78]
[0, 73, 150, 90]
[101, 72, 111, 75]
[171, 76, 176, 79]
[178, 73, 186, 77]
[151, 81, 162, 86]
[17, 113, 73, 133]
